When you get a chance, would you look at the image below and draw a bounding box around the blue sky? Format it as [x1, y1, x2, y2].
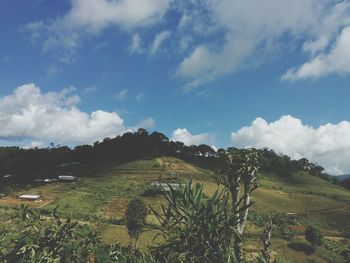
[1, 0, 350, 174]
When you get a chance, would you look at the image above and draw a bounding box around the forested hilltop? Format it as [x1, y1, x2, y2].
[0, 128, 340, 187]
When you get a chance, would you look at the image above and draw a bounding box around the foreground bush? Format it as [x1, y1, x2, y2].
[151, 180, 238, 263]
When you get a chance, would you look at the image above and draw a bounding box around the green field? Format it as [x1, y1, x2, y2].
[1, 156, 350, 262]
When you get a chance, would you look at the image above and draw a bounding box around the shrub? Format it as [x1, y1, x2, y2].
[305, 225, 323, 250]
[1, 206, 103, 262]
[151, 180, 238, 263]
[125, 198, 148, 250]
[248, 212, 297, 240]
[141, 186, 164, 197]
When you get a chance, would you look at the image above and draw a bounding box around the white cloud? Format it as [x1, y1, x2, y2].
[171, 128, 213, 146]
[64, 0, 170, 32]
[0, 84, 128, 145]
[178, 0, 350, 87]
[179, 38, 253, 88]
[23, 0, 171, 51]
[150, 30, 171, 54]
[302, 2, 350, 55]
[282, 26, 350, 80]
[24, 141, 45, 149]
[21, 0, 350, 85]
[136, 118, 156, 129]
[115, 89, 128, 100]
[231, 115, 350, 175]
[129, 33, 143, 54]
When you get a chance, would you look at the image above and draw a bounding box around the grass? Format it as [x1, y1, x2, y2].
[1, 156, 350, 262]
[99, 224, 163, 250]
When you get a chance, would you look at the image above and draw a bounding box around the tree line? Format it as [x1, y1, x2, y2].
[0, 128, 340, 188]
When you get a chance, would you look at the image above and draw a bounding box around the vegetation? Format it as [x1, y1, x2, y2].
[261, 222, 273, 263]
[305, 226, 323, 251]
[0, 129, 343, 188]
[217, 148, 260, 261]
[0, 206, 102, 262]
[151, 180, 237, 262]
[125, 198, 148, 250]
[1, 129, 350, 262]
[341, 178, 350, 190]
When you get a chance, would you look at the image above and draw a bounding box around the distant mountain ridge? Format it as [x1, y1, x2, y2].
[337, 174, 350, 181]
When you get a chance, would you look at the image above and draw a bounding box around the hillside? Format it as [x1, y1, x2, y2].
[1, 156, 350, 262]
[338, 174, 350, 181]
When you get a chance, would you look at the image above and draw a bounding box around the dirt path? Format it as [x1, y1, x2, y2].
[38, 201, 52, 208]
[308, 204, 350, 215]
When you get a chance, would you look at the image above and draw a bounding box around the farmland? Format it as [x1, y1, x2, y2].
[1, 156, 350, 262]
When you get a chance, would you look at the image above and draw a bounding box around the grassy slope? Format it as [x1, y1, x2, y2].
[1, 156, 350, 262]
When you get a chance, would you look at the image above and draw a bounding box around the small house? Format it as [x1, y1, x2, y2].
[286, 212, 297, 218]
[19, 194, 41, 201]
[44, 179, 57, 183]
[58, 175, 76, 181]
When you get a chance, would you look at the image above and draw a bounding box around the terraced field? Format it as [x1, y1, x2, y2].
[1, 156, 350, 262]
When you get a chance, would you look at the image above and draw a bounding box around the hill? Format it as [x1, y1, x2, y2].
[337, 174, 350, 181]
[1, 156, 350, 262]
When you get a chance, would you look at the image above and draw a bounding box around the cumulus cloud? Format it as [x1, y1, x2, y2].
[178, 0, 350, 87]
[282, 26, 350, 80]
[150, 30, 171, 54]
[231, 115, 350, 175]
[23, 0, 171, 52]
[171, 128, 213, 146]
[0, 84, 127, 145]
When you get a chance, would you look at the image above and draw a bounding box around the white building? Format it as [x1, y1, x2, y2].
[58, 175, 76, 181]
[19, 194, 41, 201]
[44, 179, 57, 183]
